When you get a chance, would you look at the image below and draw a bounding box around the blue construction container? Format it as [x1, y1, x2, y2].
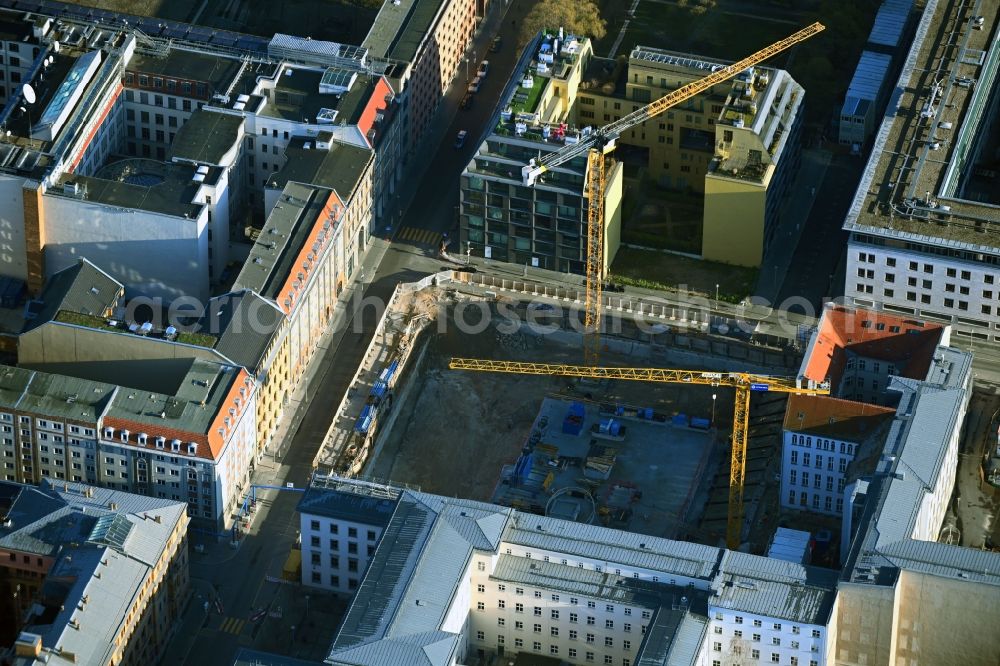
[689, 416, 711, 430]
[562, 402, 585, 435]
[355, 405, 374, 434]
[672, 413, 688, 427]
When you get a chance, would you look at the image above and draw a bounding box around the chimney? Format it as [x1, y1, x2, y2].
[154, 515, 161, 524]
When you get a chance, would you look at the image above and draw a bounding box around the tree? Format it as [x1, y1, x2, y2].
[519, 0, 607, 47]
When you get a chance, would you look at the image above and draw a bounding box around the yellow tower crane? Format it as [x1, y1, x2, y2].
[520, 22, 825, 366]
[448, 359, 830, 549]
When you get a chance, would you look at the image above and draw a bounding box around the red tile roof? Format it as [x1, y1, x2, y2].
[802, 306, 944, 388]
[783, 394, 896, 441]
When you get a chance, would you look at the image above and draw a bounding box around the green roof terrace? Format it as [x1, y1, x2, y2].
[54, 310, 217, 349]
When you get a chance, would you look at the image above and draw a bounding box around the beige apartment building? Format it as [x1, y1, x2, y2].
[577, 46, 805, 267]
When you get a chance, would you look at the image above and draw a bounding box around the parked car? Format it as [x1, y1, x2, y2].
[477, 60, 490, 78]
[491, 35, 502, 52]
[454, 130, 468, 149]
[460, 93, 474, 110]
[467, 76, 482, 94]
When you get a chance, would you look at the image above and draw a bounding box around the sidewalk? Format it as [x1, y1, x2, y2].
[388, 0, 520, 239]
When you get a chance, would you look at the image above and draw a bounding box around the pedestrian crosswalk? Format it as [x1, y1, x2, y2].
[219, 616, 246, 635]
[397, 226, 442, 246]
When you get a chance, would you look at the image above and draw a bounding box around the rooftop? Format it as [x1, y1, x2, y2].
[259, 67, 381, 125]
[266, 136, 373, 196]
[2, 480, 187, 666]
[799, 305, 946, 389]
[56, 161, 204, 220]
[169, 108, 245, 165]
[23, 258, 123, 333]
[363, 0, 445, 64]
[843, 0, 1000, 248]
[103, 359, 250, 459]
[783, 394, 897, 441]
[297, 477, 399, 526]
[0, 364, 116, 423]
[328, 489, 510, 665]
[205, 290, 285, 373]
[127, 48, 244, 96]
[717, 551, 839, 626]
[234, 183, 341, 304]
[842, 376, 978, 586]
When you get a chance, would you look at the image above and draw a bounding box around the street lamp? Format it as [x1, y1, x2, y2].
[711, 394, 717, 425]
[464, 57, 470, 81]
[715, 283, 720, 303]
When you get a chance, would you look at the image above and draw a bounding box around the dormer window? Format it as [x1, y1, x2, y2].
[104, 427, 114, 439]
[171, 439, 181, 452]
[187, 442, 198, 455]
[155, 436, 165, 449]
[137, 433, 147, 445]
[120, 430, 129, 442]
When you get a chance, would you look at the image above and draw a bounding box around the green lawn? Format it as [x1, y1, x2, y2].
[610, 0, 879, 126]
[55, 310, 216, 348]
[511, 75, 548, 115]
[610, 246, 758, 302]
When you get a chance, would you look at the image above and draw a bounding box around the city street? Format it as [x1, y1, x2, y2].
[160, 1, 531, 663]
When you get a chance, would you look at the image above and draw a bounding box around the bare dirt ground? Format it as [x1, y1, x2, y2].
[367, 305, 728, 502]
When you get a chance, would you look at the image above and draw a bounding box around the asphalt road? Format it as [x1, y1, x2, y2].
[168, 2, 533, 664]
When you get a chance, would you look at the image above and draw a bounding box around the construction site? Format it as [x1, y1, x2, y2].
[314, 272, 811, 552]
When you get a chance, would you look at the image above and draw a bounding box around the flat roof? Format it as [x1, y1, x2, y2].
[297, 482, 398, 526]
[127, 47, 243, 94]
[169, 108, 244, 165]
[843, 0, 1000, 248]
[267, 137, 372, 196]
[867, 0, 914, 49]
[56, 163, 203, 219]
[716, 551, 839, 626]
[259, 67, 380, 124]
[368, 0, 445, 64]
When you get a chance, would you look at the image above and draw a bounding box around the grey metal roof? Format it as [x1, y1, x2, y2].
[297, 485, 398, 526]
[660, 613, 708, 666]
[715, 552, 839, 625]
[266, 138, 373, 198]
[491, 554, 660, 607]
[923, 346, 972, 388]
[867, 0, 914, 48]
[327, 631, 457, 666]
[2, 480, 186, 666]
[25, 258, 123, 332]
[844, 50, 892, 104]
[327, 490, 511, 666]
[207, 290, 285, 373]
[637, 606, 707, 666]
[879, 539, 1000, 585]
[0, 365, 117, 423]
[502, 513, 721, 581]
[875, 381, 967, 548]
[330, 494, 436, 653]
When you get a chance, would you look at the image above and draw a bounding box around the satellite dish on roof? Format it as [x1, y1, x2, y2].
[22, 84, 36, 105]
